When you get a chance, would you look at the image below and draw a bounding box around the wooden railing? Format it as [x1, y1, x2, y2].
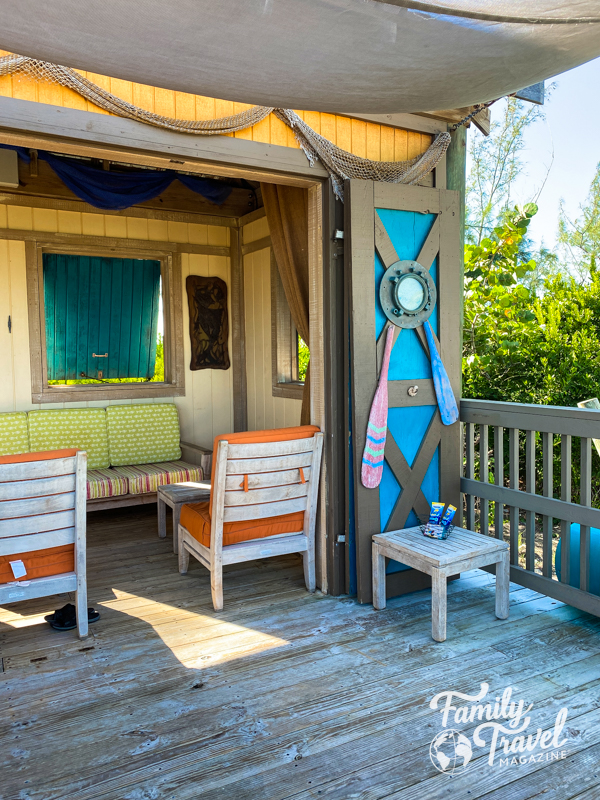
[460, 399, 600, 616]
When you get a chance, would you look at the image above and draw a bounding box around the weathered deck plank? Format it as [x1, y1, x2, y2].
[1, 506, 599, 799]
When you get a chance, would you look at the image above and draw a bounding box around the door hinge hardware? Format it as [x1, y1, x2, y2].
[337, 534, 346, 544]
[7, 315, 11, 333]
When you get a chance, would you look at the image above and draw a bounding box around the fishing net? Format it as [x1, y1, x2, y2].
[0, 54, 450, 199]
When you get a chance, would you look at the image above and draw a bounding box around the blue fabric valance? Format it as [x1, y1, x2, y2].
[1, 145, 232, 210]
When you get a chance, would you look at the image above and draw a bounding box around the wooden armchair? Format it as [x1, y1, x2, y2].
[0, 450, 88, 638]
[177, 426, 324, 610]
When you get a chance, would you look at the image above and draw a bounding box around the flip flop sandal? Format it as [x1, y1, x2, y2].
[44, 603, 75, 625]
[49, 607, 100, 631]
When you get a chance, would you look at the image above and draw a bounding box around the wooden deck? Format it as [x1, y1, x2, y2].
[2, 506, 600, 800]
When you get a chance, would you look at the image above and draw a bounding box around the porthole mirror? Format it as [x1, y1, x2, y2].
[379, 260, 437, 329]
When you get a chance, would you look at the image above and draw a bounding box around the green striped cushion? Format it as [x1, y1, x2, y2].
[27, 408, 109, 470]
[107, 404, 181, 467]
[0, 412, 30, 456]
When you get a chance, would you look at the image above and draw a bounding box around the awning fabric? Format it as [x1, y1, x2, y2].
[1, 1, 599, 114]
[0, 145, 233, 209]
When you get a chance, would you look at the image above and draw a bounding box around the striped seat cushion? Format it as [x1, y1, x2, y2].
[112, 461, 203, 495]
[86, 468, 129, 500]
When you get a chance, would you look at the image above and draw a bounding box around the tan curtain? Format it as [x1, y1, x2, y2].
[261, 183, 311, 425]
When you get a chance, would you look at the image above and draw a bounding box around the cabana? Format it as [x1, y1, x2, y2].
[2, 3, 600, 795]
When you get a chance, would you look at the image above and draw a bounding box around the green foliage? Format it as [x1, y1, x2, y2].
[463, 205, 600, 408]
[463, 204, 538, 388]
[298, 337, 309, 382]
[558, 160, 600, 279]
[152, 333, 165, 382]
[466, 97, 544, 246]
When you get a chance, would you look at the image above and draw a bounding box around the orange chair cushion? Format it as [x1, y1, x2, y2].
[185, 425, 319, 547]
[0, 545, 75, 585]
[0, 449, 79, 465]
[180, 501, 305, 548]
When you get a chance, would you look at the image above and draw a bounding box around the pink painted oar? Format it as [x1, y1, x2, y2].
[361, 324, 395, 489]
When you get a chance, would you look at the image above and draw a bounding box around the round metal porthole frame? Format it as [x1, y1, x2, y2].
[379, 259, 437, 329]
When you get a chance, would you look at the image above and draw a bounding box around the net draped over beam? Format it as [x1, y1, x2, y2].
[0, 55, 450, 199]
[0, 0, 599, 113]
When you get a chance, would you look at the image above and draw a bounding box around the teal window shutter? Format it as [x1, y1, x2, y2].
[43, 254, 161, 380]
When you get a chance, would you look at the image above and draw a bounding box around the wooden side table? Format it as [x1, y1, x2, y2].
[157, 482, 211, 554]
[372, 526, 510, 642]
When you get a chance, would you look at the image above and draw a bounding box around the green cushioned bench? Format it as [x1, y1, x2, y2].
[0, 405, 212, 511]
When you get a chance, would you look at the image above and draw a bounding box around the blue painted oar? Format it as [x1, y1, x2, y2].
[423, 320, 459, 426]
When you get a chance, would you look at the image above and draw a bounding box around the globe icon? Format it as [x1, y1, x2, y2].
[429, 729, 473, 774]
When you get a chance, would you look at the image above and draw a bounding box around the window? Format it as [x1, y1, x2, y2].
[43, 254, 162, 384]
[270, 251, 308, 400]
[28, 244, 184, 403]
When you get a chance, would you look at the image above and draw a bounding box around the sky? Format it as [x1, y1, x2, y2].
[472, 57, 600, 251]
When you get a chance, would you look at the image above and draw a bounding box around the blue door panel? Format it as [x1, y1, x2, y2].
[374, 208, 441, 575]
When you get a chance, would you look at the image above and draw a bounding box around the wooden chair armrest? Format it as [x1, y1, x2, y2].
[180, 441, 213, 479]
[180, 441, 212, 455]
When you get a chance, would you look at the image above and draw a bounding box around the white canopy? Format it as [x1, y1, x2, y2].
[2, 0, 600, 113]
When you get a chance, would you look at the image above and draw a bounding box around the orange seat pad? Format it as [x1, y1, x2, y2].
[0, 450, 79, 584]
[180, 501, 304, 548]
[0, 544, 75, 585]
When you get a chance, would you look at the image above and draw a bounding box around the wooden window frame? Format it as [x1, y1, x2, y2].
[270, 250, 304, 401]
[26, 238, 185, 403]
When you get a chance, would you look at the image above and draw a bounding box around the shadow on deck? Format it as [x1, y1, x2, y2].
[1, 505, 600, 799]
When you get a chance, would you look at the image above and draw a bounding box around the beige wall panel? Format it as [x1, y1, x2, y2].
[242, 235, 301, 434]
[0, 240, 15, 410]
[242, 217, 269, 245]
[8, 240, 32, 411]
[175, 252, 234, 451]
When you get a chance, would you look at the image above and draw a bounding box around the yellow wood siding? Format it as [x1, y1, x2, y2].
[0, 51, 431, 159]
[0, 209, 233, 451]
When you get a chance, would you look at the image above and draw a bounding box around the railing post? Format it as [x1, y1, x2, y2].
[494, 426, 504, 540]
[560, 434, 572, 586]
[541, 431, 553, 578]
[525, 430, 535, 572]
[509, 428, 519, 566]
[480, 424, 489, 536]
[580, 437, 592, 592]
[465, 422, 475, 530]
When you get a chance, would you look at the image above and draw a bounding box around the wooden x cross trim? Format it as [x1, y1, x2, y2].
[384, 409, 443, 531]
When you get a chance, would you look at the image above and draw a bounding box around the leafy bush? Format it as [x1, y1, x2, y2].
[463, 206, 600, 408]
[298, 337, 309, 382]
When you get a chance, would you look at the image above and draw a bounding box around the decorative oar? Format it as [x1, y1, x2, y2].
[423, 320, 459, 425]
[361, 324, 395, 489]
